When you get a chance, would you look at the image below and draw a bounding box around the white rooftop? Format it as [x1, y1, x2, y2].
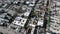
[56, 2, 60, 6]
[29, 24, 35, 27]
[13, 1, 18, 4]
[24, 12, 30, 17]
[37, 21, 44, 27]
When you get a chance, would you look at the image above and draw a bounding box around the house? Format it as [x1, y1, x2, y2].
[56, 2, 60, 6]
[0, 13, 7, 18]
[0, 18, 9, 26]
[7, 10, 16, 16]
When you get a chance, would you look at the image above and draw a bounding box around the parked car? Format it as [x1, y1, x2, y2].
[0, 32, 3, 34]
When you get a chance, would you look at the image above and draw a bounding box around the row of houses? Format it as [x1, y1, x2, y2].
[46, 0, 60, 34]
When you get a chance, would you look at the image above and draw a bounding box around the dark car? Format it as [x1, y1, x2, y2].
[0, 32, 3, 34]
